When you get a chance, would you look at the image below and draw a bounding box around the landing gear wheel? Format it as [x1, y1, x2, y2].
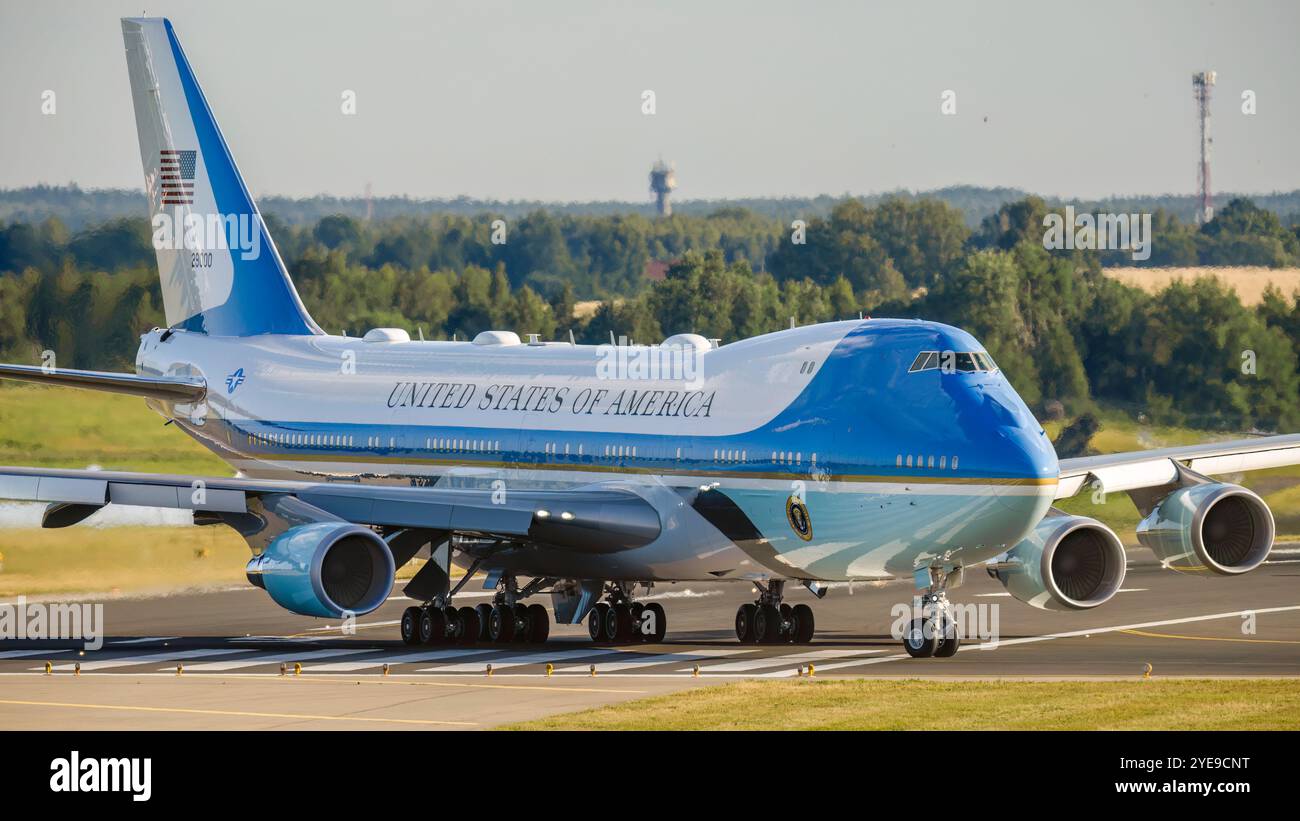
[526, 603, 550, 643]
[442, 606, 460, 642]
[419, 607, 445, 645]
[400, 606, 421, 646]
[474, 603, 493, 642]
[934, 618, 960, 658]
[754, 604, 782, 644]
[780, 603, 795, 644]
[629, 603, 646, 642]
[735, 603, 757, 643]
[791, 603, 815, 644]
[588, 602, 611, 642]
[488, 604, 516, 643]
[644, 602, 667, 643]
[605, 603, 633, 643]
[514, 603, 531, 643]
[457, 605, 481, 643]
[903, 617, 937, 658]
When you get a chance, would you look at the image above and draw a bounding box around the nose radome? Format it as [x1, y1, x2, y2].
[997, 423, 1059, 480]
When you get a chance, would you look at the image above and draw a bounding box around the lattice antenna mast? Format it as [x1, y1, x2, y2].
[1192, 71, 1216, 224]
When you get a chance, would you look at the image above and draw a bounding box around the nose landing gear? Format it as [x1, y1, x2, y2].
[735, 581, 815, 644]
[902, 573, 962, 658]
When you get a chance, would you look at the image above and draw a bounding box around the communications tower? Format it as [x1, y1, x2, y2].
[1193, 71, 1216, 224]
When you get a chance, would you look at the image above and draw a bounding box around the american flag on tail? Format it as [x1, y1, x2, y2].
[159, 149, 197, 205]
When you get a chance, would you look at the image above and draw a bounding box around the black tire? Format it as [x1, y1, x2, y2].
[527, 603, 550, 643]
[457, 605, 481, 643]
[488, 604, 515, 643]
[629, 603, 646, 642]
[400, 606, 421, 646]
[419, 607, 445, 645]
[605, 603, 633, 643]
[512, 603, 530, 643]
[903, 616, 936, 658]
[934, 618, 961, 658]
[735, 603, 757, 643]
[755, 604, 782, 644]
[645, 602, 667, 643]
[474, 603, 493, 642]
[791, 603, 815, 644]
[442, 606, 460, 642]
[588, 602, 610, 642]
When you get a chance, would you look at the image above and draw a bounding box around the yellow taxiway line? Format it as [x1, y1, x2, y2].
[0, 697, 476, 726]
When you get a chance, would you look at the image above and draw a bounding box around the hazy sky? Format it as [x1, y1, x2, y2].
[1, 0, 1297, 203]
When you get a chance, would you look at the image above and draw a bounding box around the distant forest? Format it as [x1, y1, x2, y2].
[5, 183, 1300, 230]
[3, 188, 1300, 433]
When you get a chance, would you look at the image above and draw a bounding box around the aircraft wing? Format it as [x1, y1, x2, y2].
[1056, 433, 1300, 498]
[0, 465, 661, 553]
[0, 363, 207, 402]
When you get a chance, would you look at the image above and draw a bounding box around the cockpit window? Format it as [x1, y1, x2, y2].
[910, 350, 998, 373]
[908, 351, 939, 372]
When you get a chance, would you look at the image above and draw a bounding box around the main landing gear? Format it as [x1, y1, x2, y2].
[587, 584, 668, 645]
[400, 572, 551, 646]
[901, 570, 961, 659]
[734, 580, 815, 644]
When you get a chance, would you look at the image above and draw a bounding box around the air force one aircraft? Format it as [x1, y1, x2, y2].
[2, 18, 1298, 657]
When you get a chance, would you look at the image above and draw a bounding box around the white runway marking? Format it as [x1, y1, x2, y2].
[173, 648, 370, 672]
[306, 648, 498, 672]
[555, 648, 756, 673]
[0, 649, 75, 659]
[39, 648, 254, 672]
[791, 603, 1300, 675]
[689, 647, 884, 673]
[108, 637, 180, 645]
[419, 647, 624, 673]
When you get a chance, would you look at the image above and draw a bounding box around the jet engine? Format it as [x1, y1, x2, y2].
[245, 521, 395, 617]
[988, 515, 1127, 611]
[1137, 483, 1274, 575]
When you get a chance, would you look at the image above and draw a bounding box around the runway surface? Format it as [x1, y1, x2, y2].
[2, 547, 1298, 728]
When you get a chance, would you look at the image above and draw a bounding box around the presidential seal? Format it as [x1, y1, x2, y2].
[786, 495, 813, 541]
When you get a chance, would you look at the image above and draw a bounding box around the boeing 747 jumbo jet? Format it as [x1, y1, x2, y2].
[2, 18, 1299, 656]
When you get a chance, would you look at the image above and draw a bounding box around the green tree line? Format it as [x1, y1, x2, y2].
[3, 196, 1300, 431]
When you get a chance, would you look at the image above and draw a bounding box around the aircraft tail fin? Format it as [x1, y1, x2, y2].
[120, 17, 319, 337]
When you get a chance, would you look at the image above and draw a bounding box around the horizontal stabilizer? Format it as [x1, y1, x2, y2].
[0, 363, 207, 402]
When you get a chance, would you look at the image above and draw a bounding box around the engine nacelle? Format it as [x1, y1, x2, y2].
[988, 515, 1127, 611]
[1137, 483, 1274, 575]
[245, 522, 395, 618]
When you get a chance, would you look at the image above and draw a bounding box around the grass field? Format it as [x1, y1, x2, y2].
[0, 384, 229, 474]
[1105, 265, 1300, 305]
[0, 525, 249, 597]
[505, 679, 1300, 730]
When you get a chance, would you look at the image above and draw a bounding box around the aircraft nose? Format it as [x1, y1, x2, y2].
[994, 421, 1059, 482]
[978, 386, 1059, 514]
[960, 378, 1056, 474]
